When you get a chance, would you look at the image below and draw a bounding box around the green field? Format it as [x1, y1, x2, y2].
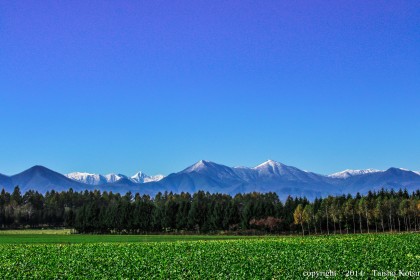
[0, 229, 72, 235]
[0, 231, 257, 244]
[0, 232, 419, 279]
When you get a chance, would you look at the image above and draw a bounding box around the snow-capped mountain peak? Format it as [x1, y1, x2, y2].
[66, 171, 164, 185]
[65, 172, 106, 185]
[131, 172, 164, 183]
[146, 174, 164, 182]
[253, 160, 290, 175]
[252, 160, 320, 181]
[254, 159, 283, 169]
[131, 171, 147, 181]
[104, 173, 127, 183]
[328, 169, 383, 179]
[183, 160, 214, 173]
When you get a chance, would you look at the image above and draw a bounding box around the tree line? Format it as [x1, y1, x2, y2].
[294, 190, 420, 235]
[0, 186, 419, 234]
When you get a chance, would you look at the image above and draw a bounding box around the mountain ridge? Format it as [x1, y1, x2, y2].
[0, 161, 419, 200]
[65, 171, 164, 185]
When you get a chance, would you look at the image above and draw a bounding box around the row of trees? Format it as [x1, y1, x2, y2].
[0, 186, 419, 234]
[294, 191, 420, 235]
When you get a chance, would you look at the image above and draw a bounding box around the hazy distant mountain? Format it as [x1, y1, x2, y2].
[1, 161, 419, 200]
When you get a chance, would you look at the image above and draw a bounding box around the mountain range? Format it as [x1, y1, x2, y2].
[0, 160, 419, 200]
[65, 172, 164, 185]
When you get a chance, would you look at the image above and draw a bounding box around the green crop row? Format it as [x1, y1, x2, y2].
[0, 233, 418, 279]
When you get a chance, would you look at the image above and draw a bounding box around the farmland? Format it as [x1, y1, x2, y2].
[0, 232, 419, 279]
[0, 229, 258, 244]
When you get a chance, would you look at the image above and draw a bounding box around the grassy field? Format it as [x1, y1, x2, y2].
[0, 231, 419, 279]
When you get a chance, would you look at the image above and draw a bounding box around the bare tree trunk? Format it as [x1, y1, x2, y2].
[352, 212, 356, 234]
[359, 213, 363, 234]
[365, 210, 370, 233]
[338, 220, 342, 234]
[326, 209, 330, 235]
[388, 214, 392, 232]
[408, 216, 411, 231]
[346, 218, 349, 234]
[397, 217, 401, 232]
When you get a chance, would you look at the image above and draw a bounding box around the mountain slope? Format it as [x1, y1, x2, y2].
[0, 173, 12, 189]
[136, 160, 247, 195]
[148, 160, 339, 199]
[341, 167, 420, 194]
[243, 160, 338, 198]
[10, 166, 89, 192]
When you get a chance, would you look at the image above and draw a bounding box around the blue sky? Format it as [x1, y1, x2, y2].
[0, 1, 419, 176]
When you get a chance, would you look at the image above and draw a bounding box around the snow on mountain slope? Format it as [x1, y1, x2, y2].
[328, 169, 383, 179]
[104, 173, 128, 183]
[251, 160, 327, 183]
[66, 171, 164, 185]
[182, 160, 208, 173]
[147, 175, 164, 182]
[415, 171, 420, 176]
[253, 160, 304, 177]
[181, 160, 243, 181]
[66, 172, 107, 185]
[131, 172, 164, 183]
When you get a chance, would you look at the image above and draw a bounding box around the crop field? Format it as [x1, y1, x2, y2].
[0, 233, 419, 279]
[0, 231, 257, 244]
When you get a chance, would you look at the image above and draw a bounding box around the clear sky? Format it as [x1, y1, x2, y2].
[0, 1, 419, 176]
